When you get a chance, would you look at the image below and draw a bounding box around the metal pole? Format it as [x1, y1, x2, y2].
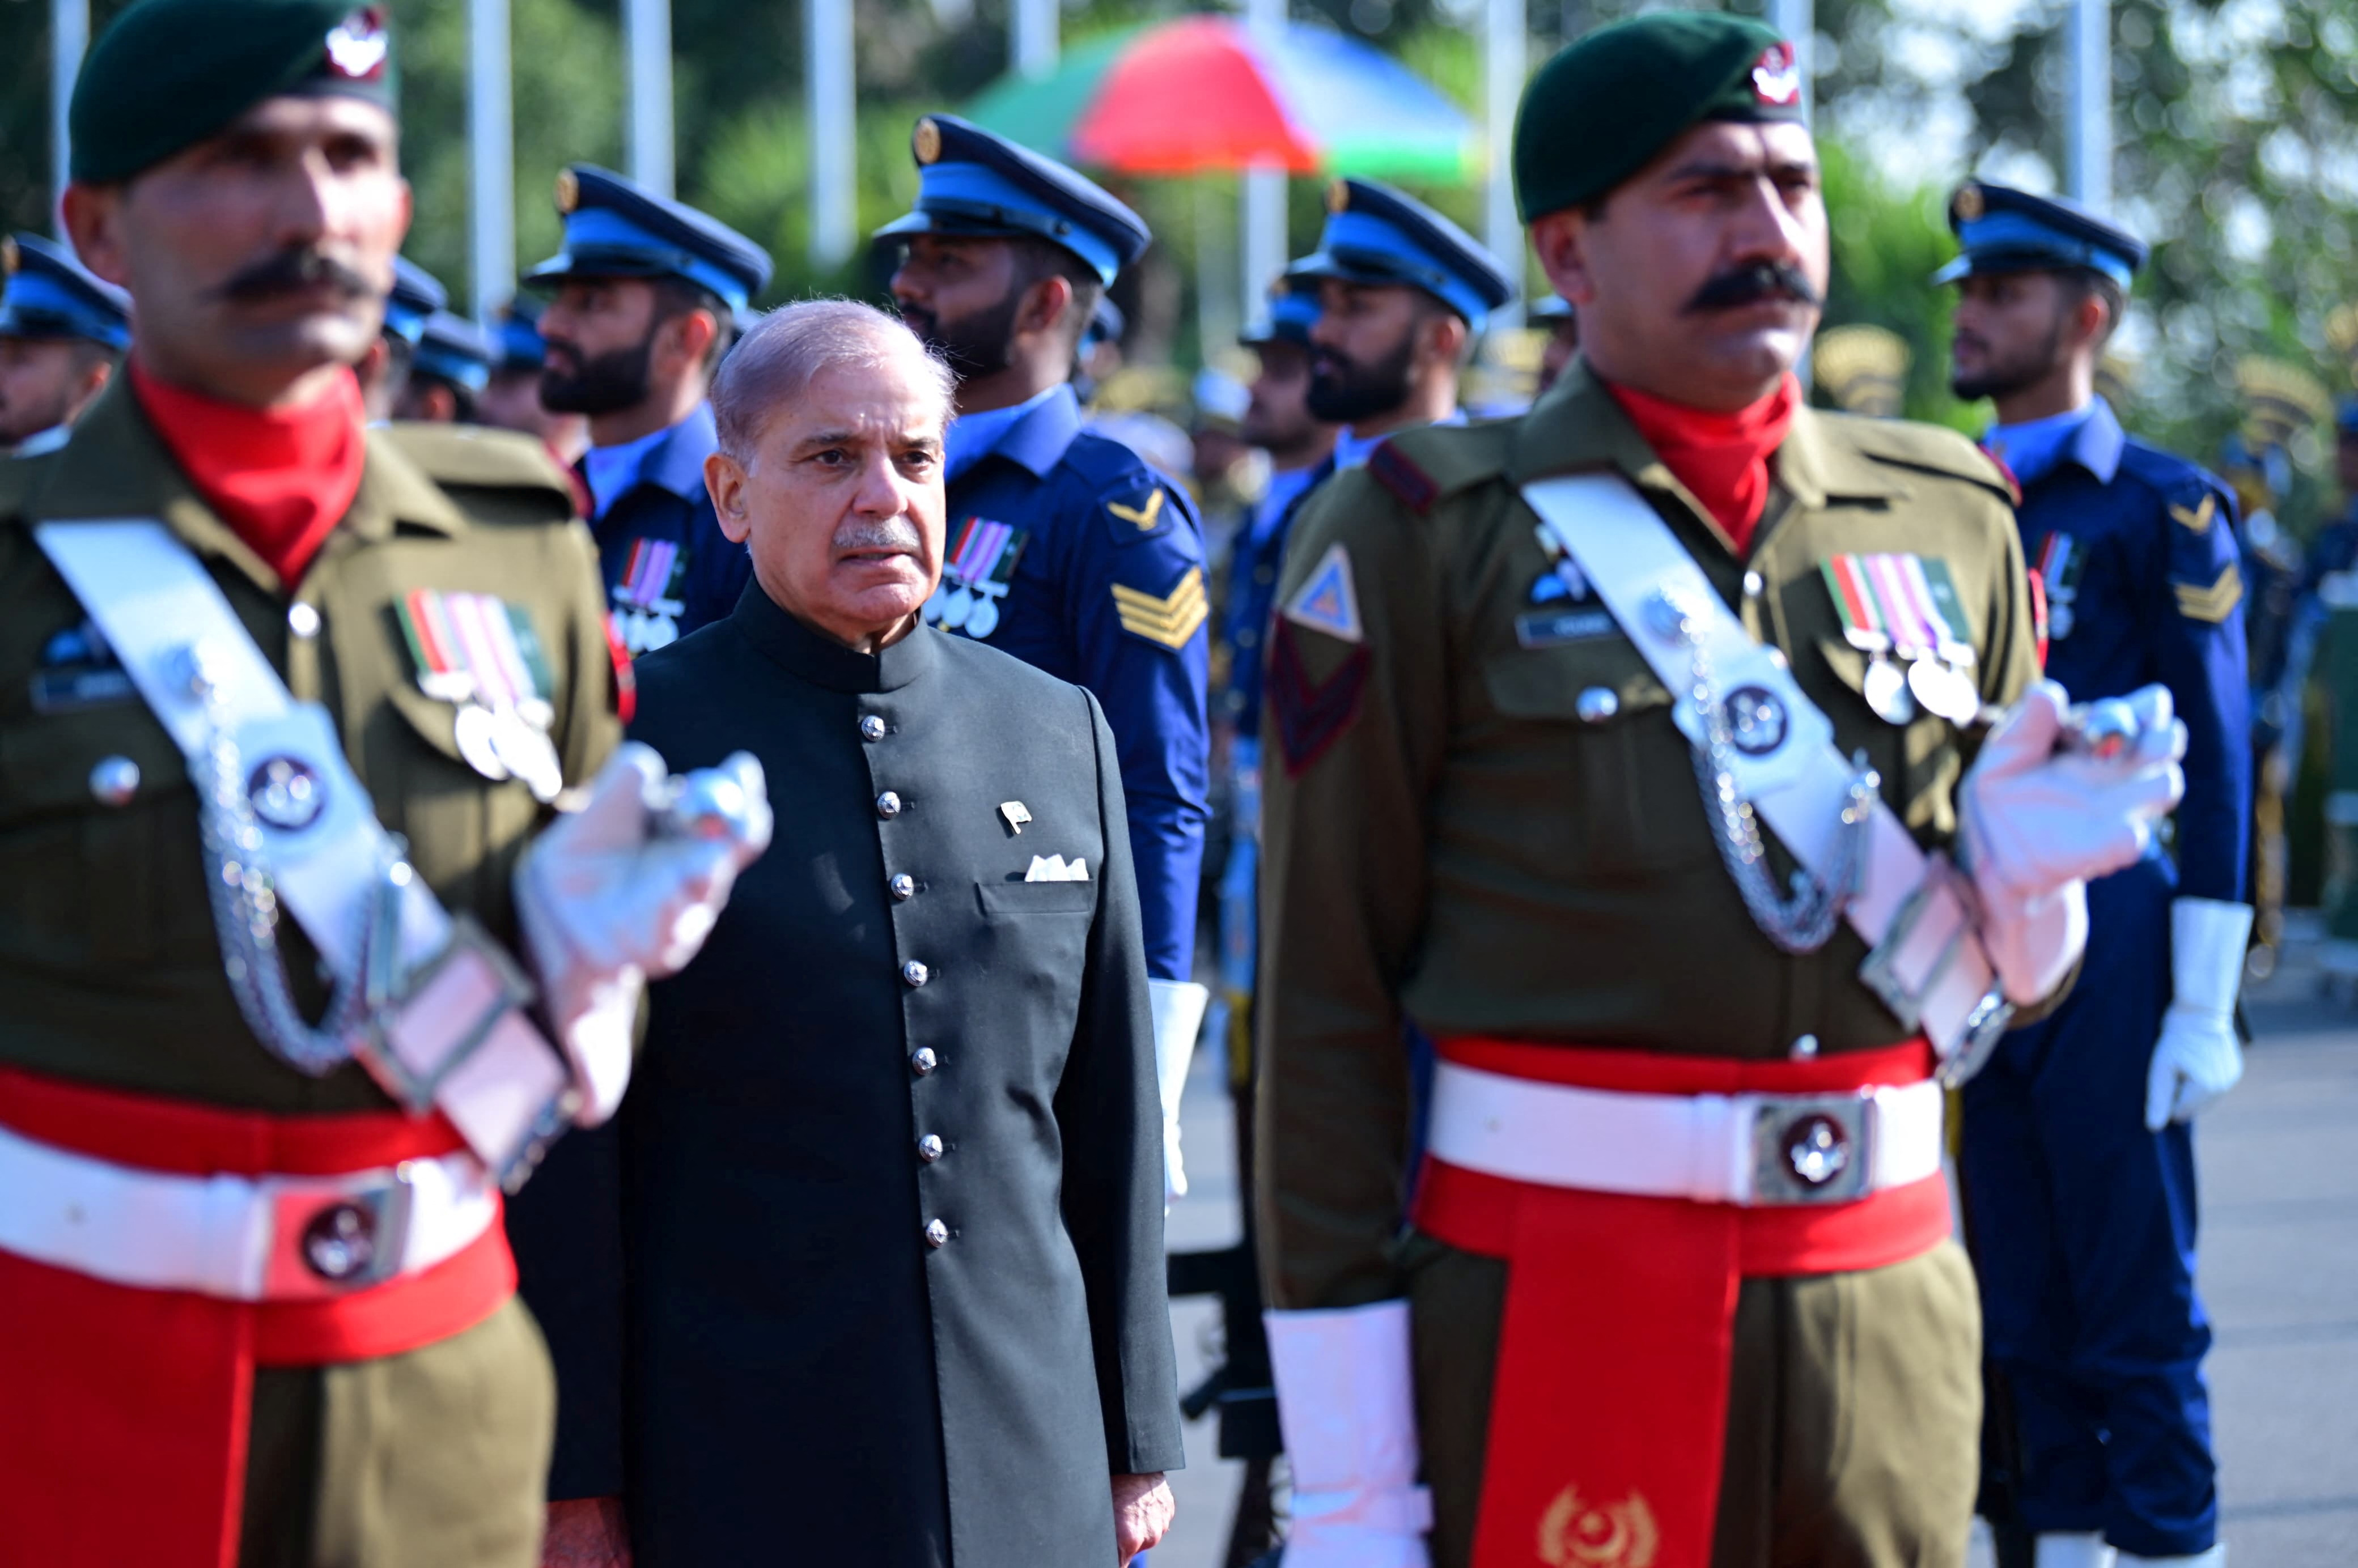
[468, 0, 515, 324]
[625, 0, 675, 198]
[1240, 0, 1288, 336]
[808, 0, 858, 267]
[1483, 0, 1525, 324]
[2067, 0, 2111, 210]
[1771, 0, 1812, 121]
[51, 0, 88, 234]
[1013, 0, 1058, 80]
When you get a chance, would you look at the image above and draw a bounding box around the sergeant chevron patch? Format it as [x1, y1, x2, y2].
[2173, 563, 2243, 623]
[1106, 489, 1166, 530]
[2169, 493, 2219, 534]
[1112, 567, 1208, 648]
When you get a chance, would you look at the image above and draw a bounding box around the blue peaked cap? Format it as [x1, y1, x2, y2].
[1241, 273, 1322, 347]
[493, 299, 549, 375]
[1292, 179, 1514, 331]
[385, 257, 446, 347]
[527, 165, 774, 311]
[1, 233, 131, 351]
[413, 311, 493, 394]
[1933, 181, 2147, 289]
[876, 114, 1151, 288]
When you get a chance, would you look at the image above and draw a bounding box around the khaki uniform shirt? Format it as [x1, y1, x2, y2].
[0, 379, 621, 1566]
[1256, 364, 2038, 1314]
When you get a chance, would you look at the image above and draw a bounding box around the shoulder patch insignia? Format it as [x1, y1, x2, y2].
[1107, 488, 1165, 530]
[2170, 492, 2218, 534]
[1112, 566, 1209, 649]
[1281, 541, 1363, 644]
[2174, 562, 2244, 623]
[1367, 442, 1439, 514]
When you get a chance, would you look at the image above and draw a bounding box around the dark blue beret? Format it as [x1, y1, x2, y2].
[1291, 178, 1514, 329]
[1934, 181, 2148, 288]
[0, 233, 132, 350]
[876, 114, 1151, 288]
[527, 165, 774, 311]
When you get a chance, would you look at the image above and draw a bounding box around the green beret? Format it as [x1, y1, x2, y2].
[1513, 11, 1804, 222]
[70, 0, 398, 185]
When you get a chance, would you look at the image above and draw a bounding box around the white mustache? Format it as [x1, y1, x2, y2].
[835, 518, 923, 554]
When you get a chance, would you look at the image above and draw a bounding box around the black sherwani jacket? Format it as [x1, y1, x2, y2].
[592, 583, 1183, 1566]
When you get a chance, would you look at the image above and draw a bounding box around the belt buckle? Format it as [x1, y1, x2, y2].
[262, 1164, 417, 1295]
[1748, 1092, 1875, 1205]
[353, 912, 538, 1114]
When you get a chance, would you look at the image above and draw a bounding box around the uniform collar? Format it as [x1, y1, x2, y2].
[1984, 398, 2120, 487]
[732, 576, 941, 694]
[1333, 408, 1466, 474]
[10, 424, 71, 458]
[20, 374, 466, 596]
[586, 402, 719, 516]
[1508, 362, 1902, 551]
[952, 383, 1082, 483]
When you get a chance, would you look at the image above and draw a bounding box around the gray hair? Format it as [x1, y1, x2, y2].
[710, 298, 957, 461]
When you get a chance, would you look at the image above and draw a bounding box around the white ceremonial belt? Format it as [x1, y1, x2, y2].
[1520, 475, 2008, 1070]
[34, 521, 572, 1183]
[1426, 1061, 1945, 1208]
[0, 1122, 496, 1301]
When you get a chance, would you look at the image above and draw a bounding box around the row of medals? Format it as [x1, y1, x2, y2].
[923, 576, 1006, 639]
[1855, 635, 1980, 726]
[423, 670, 565, 803]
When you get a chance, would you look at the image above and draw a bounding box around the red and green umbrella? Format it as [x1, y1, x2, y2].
[965, 16, 1482, 185]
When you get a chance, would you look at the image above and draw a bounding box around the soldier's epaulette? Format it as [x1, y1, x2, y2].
[1365, 422, 1516, 515]
[1839, 417, 2018, 502]
[381, 422, 578, 508]
[2116, 440, 2233, 523]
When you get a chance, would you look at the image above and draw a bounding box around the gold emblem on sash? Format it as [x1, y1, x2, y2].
[1538, 1484, 1660, 1568]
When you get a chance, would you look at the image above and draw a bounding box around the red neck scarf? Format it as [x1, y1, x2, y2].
[1606, 373, 1799, 556]
[131, 361, 368, 586]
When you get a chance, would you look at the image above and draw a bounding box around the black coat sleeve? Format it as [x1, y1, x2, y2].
[1055, 686, 1188, 1477]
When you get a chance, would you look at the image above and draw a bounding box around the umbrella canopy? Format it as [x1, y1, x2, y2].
[964, 16, 1482, 184]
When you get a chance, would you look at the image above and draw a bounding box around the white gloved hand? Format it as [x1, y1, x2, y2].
[2147, 898, 2253, 1131]
[1147, 978, 1210, 1202]
[1961, 682, 2185, 1003]
[1266, 1301, 1434, 1568]
[515, 743, 772, 1125]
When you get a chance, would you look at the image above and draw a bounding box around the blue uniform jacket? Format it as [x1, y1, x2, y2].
[586, 403, 751, 655]
[2020, 400, 2250, 903]
[1223, 459, 1334, 738]
[932, 385, 1210, 981]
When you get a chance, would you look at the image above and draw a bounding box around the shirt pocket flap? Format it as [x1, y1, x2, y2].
[976, 878, 1097, 916]
[1481, 638, 1674, 725]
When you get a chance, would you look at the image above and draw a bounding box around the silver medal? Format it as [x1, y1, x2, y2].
[965, 592, 1000, 639]
[1863, 656, 1916, 724]
[1907, 657, 1982, 724]
[939, 584, 974, 632]
[489, 709, 563, 802]
[453, 703, 511, 783]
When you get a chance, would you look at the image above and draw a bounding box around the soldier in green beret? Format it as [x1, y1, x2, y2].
[0, 3, 767, 1565]
[1253, 11, 2190, 1568]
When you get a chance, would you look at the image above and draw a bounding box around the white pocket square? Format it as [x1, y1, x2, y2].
[1024, 854, 1090, 883]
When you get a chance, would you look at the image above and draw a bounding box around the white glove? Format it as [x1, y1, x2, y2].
[1265, 1301, 1434, 1568]
[1961, 681, 2185, 1003]
[1147, 978, 1210, 1202]
[515, 743, 772, 1125]
[2147, 898, 2253, 1130]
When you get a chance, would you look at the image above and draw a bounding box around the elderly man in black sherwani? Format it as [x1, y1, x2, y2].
[537, 299, 1184, 1567]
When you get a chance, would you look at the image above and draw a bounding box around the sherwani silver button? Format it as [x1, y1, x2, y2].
[1574, 687, 1619, 724]
[876, 791, 903, 818]
[890, 874, 916, 901]
[911, 1047, 938, 1076]
[88, 757, 141, 806]
[902, 960, 929, 987]
[917, 1134, 944, 1163]
[924, 1218, 949, 1248]
[860, 715, 887, 741]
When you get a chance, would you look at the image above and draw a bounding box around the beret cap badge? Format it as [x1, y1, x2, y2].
[914, 118, 943, 165]
[324, 7, 389, 81]
[1751, 42, 1800, 107]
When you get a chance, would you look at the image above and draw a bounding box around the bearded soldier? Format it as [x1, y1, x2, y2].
[0, 3, 765, 1563]
[1253, 14, 2187, 1568]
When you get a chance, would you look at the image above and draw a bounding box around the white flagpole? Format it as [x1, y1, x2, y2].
[468, 0, 515, 322]
[808, 0, 858, 266]
[2067, 0, 2111, 209]
[52, 0, 89, 236]
[626, 0, 675, 198]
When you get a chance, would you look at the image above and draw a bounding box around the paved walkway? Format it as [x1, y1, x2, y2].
[1150, 933, 2358, 1566]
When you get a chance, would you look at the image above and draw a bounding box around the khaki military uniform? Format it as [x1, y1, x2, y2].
[1256, 363, 2044, 1568]
[0, 379, 621, 1567]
